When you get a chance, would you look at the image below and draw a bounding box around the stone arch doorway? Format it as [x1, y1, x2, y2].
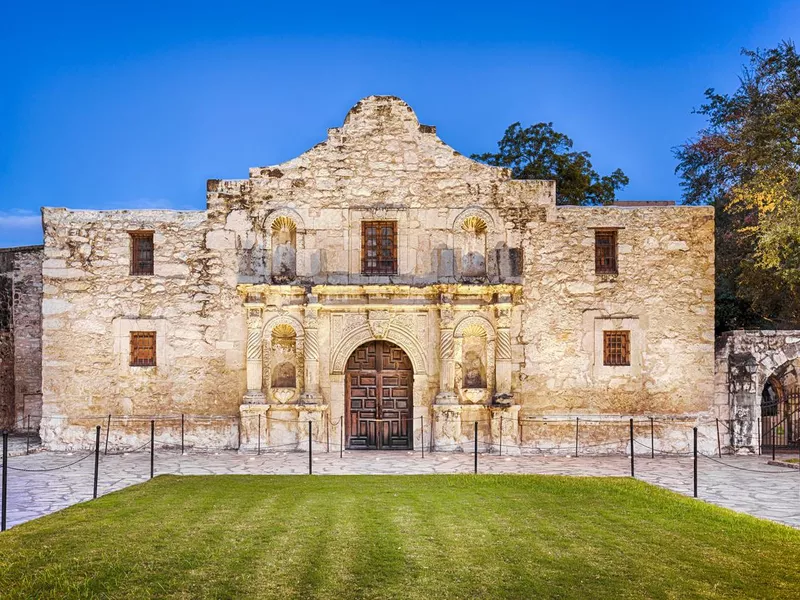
[346, 340, 413, 450]
[761, 359, 800, 449]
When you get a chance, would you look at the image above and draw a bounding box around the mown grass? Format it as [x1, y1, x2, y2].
[1, 475, 799, 599]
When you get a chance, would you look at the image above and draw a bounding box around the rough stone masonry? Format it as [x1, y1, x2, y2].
[5, 96, 719, 453]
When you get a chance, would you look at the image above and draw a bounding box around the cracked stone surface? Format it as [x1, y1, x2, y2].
[2, 450, 800, 530]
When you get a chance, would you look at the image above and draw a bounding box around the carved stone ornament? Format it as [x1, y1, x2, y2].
[368, 310, 392, 339]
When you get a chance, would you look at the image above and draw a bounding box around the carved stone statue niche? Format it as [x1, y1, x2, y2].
[271, 216, 297, 282]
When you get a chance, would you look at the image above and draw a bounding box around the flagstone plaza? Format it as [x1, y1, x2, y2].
[3, 449, 800, 530]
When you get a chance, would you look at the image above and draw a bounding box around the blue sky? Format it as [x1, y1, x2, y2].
[1, 0, 797, 247]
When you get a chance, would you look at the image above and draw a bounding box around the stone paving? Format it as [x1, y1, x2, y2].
[2, 448, 800, 530]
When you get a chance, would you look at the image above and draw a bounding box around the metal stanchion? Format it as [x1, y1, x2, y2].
[757, 417, 761, 456]
[2, 431, 7, 531]
[93, 425, 101, 499]
[339, 416, 343, 458]
[716, 418, 721, 457]
[150, 420, 155, 479]
[104, 414, 111, 455]
[308, 421, 313, 475]
[25, 415, 31, 456]
[575, 417, 579, 457]
[650, 416, 654, 459]
[181, 413, 185, 454]
[326, 418, 330, 453]
[629, 418, 634, 477]
[693, 427, 698, 498]
[773, 426, 776, 461]
[474, 421, 478, 474]
[257, 413, 261, 456]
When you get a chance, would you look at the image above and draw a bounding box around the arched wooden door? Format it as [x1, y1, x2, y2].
[346, 340, 413, 450]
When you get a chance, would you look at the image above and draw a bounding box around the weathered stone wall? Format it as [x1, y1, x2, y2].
[40, 210, 244, 448]
[39, 96, 716, 452]
[0, 246, 43, 430]
[715, 330, 800, 450]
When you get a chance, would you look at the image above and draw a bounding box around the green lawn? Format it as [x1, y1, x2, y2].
[2, 475, 800, 599]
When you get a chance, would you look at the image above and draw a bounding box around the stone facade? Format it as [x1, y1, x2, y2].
[0, 245, 43, 431]
[34, 96, 716, 453]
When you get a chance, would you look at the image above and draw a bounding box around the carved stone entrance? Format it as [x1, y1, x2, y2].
[346, 340, 413, 450]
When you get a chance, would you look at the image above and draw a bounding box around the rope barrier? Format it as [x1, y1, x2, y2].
[4, 451, 95, 472]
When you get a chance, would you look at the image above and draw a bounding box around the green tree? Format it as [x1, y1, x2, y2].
[472, 122, 629, 205]
[675, 41, 800, 331]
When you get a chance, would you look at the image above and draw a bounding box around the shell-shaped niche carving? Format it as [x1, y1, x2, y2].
[271, 216, 297, 282]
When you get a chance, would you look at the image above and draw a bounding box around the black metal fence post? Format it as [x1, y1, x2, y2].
[773, 426, 776, 461]
[93, 425, 100, 499]
[2, 430, 7, 531]
[104, 414, 111, 455]
[693, 426, 698, 498]
[326, 418, 330, 453]
[629, 418, 634, 477]
[339, 416, 343, 458]
[257, 413, 261, 456]
[474, 421, 478, 474]
[150, 420, 155, 479]
[575, 417, 579, 457]
[308, 421, 312, 475]
[420, 415, 424, 458]
[181, 413, 185, 455]
[715, 418, 721, 457]
[650, 416, 654, 459]
[25, 415, 31, 456]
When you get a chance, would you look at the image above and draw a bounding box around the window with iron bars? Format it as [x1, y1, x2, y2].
[130, 331, 157, 366]
[130, 231, 154, 275]
[361, 221, 397, 275]
[603, 330, 630, 366]
[595, 230, 618, 274]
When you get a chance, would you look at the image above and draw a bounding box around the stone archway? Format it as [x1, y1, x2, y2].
[345, 340, 414, 450]
[716, 330, 800, 450]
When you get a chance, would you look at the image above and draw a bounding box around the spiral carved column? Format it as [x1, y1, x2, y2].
[495, 298, 513, 398]
[435, 295, 458, 405]
[244, 307, 266, 403]
[301, 296, 323, 404]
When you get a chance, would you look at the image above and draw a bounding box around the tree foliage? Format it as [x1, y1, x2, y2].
[675, 41, 800, 331]
[473, 122, 629, 205]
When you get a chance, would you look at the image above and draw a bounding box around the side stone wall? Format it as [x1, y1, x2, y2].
[0, 246, 43, 430]
[40, 209, 245, 449]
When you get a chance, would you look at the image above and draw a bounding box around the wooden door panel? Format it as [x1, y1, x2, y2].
[346, 340, 413, 450]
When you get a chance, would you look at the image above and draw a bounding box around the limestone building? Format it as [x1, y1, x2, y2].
[30, 96, 715, 452]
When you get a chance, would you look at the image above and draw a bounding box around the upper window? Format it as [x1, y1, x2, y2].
[130, 231, 154, 275]
[130, 331, 157, 367]
[361, 221, 397, 275]
[603, 330, 630, 366]
[595, 230, 618, 274]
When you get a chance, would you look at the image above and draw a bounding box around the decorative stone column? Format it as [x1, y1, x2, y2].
[494, 294, 513, 402]
[244, 305, 266, 404]
[435, 294, 457, 405]
[301, 294, 323, 404]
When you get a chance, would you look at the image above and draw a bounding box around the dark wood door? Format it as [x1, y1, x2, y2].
[346, 340, 413, 450]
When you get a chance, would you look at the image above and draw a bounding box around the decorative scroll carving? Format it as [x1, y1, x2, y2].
[496, 328, 512, 360]
[247, 328, 263, 360]
[305, 328, 319, 361]
[331, 321, 428, 374]
[368, 310, 392, 339]
[440, 328, 454, 359]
